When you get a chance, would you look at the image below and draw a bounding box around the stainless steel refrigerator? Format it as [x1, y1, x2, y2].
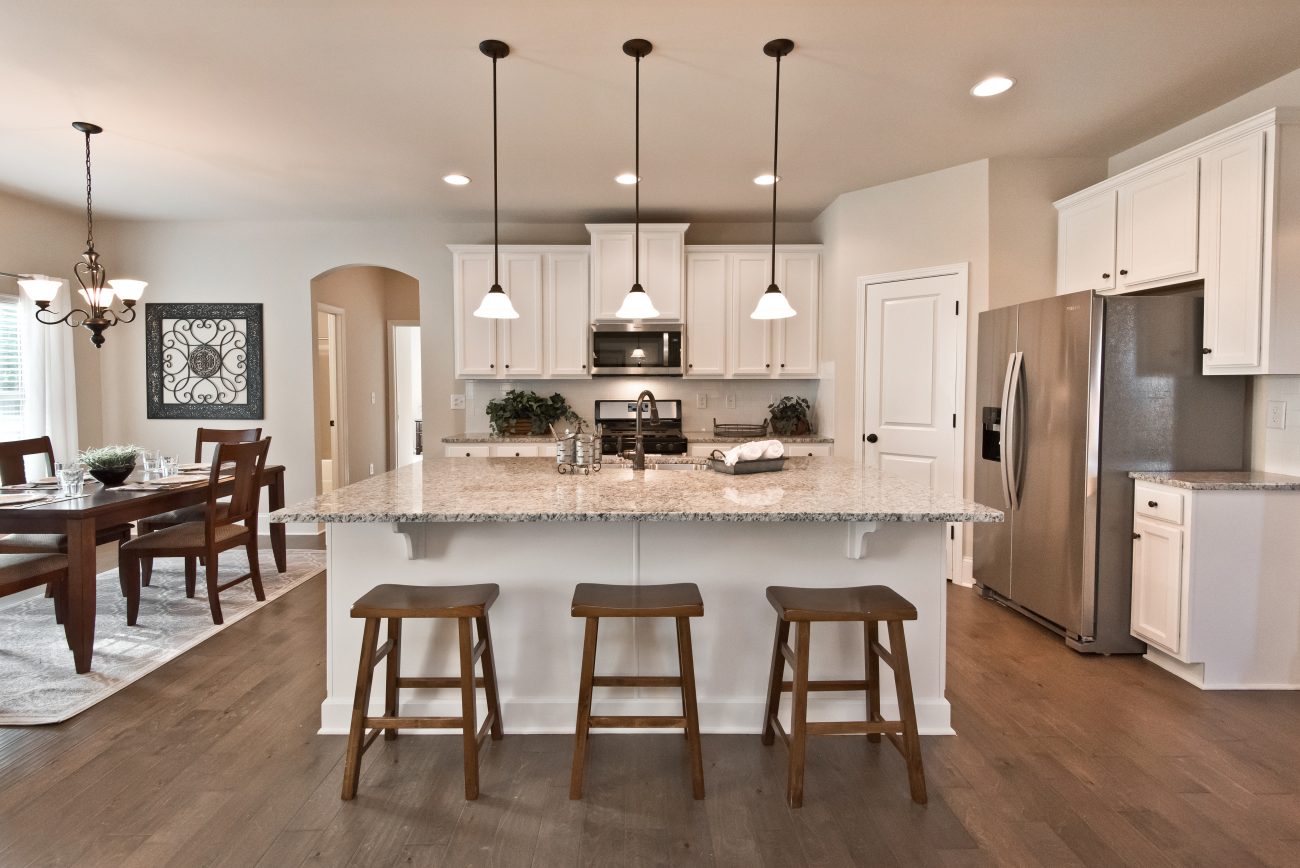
[973, 289, 1247, 653]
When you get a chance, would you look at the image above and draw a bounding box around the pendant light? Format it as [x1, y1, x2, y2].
[473, 39, 519, 320]
[615, 38, 660, 320]
[751, 39, 797, 320]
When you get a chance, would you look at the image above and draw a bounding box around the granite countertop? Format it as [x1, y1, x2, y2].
[443, 432, 835, 444]
[1129, 470, 1300, 491]
[273, 456, 1003, 524]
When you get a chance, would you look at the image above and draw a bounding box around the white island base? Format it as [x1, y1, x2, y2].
[322, 519, 953, 735]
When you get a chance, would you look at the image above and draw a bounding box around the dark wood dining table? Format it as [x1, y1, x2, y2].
[0, 465, 287, 673]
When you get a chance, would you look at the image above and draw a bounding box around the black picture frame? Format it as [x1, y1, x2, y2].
[145, 302, 265, 420]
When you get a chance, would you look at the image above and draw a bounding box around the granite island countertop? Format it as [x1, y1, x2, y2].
[1129, 470, 1300, 491]
[273, 456, 1002, 524]
[442, 432, 835, 444]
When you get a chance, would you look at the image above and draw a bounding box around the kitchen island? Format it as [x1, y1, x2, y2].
[272, 457, 1000, 734]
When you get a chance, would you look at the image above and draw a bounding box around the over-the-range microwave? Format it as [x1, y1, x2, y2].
[590, 322, 685, 376]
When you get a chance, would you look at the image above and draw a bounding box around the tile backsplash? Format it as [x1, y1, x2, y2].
[462, 378, 820, 435]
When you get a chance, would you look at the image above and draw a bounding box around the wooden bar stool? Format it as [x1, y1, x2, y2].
[341, 583, 504, 801]
[569, 582, 705, 800]
[761, 585, 926, 808]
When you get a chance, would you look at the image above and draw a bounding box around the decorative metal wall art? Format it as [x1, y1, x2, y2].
[146, 303, 264, 419]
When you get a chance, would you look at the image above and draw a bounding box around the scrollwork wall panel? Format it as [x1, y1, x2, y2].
[146, 303, 264, 419]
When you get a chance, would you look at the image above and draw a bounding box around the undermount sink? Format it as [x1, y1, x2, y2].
[646, 462, 707, 472]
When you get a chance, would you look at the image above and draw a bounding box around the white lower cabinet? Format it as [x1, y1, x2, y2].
[689, 442, 831, 458]
[1129, 480, 1300, 688]
[445, 445, 491, 458]
[445, 444, 541, 458]
[489, 444, 541, 458]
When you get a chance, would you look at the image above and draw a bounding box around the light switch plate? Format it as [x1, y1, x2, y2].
[450, 394, 466, 410]
[696, 394, 707, 409]
[725, 394, 737, 410]
[1267, 400, 1287, 430]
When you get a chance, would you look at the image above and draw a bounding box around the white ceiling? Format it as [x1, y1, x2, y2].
[2, 1, 1299, 223]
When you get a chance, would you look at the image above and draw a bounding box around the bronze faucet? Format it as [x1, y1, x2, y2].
[630, 389, 660, 470]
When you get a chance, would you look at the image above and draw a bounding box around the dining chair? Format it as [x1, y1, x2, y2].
[0, 553, 74, 663]
[136, 427, 261, 586]
[0, 436, 134, 554]
[118, 437, 271, 626]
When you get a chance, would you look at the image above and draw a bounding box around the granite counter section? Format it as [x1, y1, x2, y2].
[442, 434, 554, 444]
[1129, 470, 1300, 491]
[274, 456, 1002, 524]
[443, 433, 836, 444]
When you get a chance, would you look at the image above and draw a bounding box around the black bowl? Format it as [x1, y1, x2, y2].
[88, 463, 135, 487]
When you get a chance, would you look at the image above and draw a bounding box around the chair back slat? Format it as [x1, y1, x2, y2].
[194, 427, 262, 462]
[208, 438, 271, 536]
[0, 437, 56, 485]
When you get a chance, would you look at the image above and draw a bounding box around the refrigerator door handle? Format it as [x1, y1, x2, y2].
[1005, 351, 1025, 510]
[999, 352, 1017, 509]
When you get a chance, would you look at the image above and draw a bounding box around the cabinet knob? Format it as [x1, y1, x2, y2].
[866, 433, 878, 443]
[780, 363, 786, 368]
[465, 452, 471, 457]
[514, 452, 521, 457]
[765, 363, 771, 368]
[490, 363, 495, 369]
[1102, 273, 1111, 280]
[505, 364, 510, 369]
[1202, 347, 1212, 355]
[1147, 500, 1158, 508]
[1132, 532, 1141, 539]
[688, 363, 693, 368]
[1119, 269, 1128, 276]
[582, 364, 586, 369]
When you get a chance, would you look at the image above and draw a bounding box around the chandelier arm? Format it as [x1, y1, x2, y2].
[34, 306, 90, 328]
[0, 271, 37, 281]
[115, 304, 138, 324]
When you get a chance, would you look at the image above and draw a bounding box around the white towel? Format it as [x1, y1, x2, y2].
[722, 439, 785, 466]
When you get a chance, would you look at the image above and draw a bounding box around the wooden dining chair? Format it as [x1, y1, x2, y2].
[0, 436, 133, 555]
[118, 437, 271, 626]
[136, 427, 261, 586]
[0, 553, 74, 662]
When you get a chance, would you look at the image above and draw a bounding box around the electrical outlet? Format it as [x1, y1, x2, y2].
[696, 394, 707, 409]
[369, 463, 375, 475]
[725, 394, 737, 410]
[370, 391, 377, 405]
[1267, 400, 1287, 430]
[450, 394, 466, 410]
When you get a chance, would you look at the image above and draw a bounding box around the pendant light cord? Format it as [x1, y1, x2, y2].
[84, 130, 95, 254]
[770, 52, 781, 287]
[634, 51, 641, 287]
[492, 54, 500, 288]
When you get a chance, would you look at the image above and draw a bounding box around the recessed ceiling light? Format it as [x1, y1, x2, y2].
[971, 76, 1015, 97]
[754, 174, 780, 185]
[615, 172, 640, 185]
[443, 173, 471, 185]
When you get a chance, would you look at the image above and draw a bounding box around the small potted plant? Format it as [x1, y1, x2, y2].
[768, 396, 813, 436]
[486, 390, 582, 436]
[80, 444, 141, 487]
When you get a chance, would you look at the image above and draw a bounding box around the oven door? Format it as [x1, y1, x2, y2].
[590, 323, 684, 376]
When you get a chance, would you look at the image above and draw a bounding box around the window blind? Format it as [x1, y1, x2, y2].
[0, 294, 24, 441]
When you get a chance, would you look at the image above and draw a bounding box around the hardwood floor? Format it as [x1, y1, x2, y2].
[1, 575, 1297, 867]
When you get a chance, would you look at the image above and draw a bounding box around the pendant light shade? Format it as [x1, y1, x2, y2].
[751, 38, 797, 321]
[473, 39, 519, 320]
[616, 38, 659, 320]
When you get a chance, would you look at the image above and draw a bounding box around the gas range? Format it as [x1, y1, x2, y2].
[594, 399, 688, 457]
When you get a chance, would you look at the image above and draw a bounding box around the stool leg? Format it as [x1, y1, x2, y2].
[476, 614, 504, 739]
[761, 618, 791, 746]
[384, 618, 401, 741]
[676, 617, 705, 800]
[787, 621, 811, 809]
[569, 616, 599, 800]
[865, 620, 881, 744]
[458, 617, 480, 800]
[886, 620, 927, 805]
[341, 617, 381, 800]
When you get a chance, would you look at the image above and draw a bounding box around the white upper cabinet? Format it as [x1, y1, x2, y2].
[547, 251, 591, 377]
[729, 252, 774, 376]
[1116, 158, 1200, 289]
[499, 253, 544, 377]
[775, 251, 821, 376]
[1056, 190, 1117, 294]
[684, 251, 728, 377]
[587, 224, 688, 322]
[453, 251, 498, 377]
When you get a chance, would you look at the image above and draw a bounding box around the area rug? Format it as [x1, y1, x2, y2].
[0, 549, 325, 725]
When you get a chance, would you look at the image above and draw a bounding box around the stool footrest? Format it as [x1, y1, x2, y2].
[807, 720, 903, 736]
[869, 639, 895, 667]
[591, 675, 682, 688]
[780, 679, 869, 693]
[365, 715, 463, 729]
[397, 676, 486, 689]
[476, 712, 497, 749]
[589, 715, 687, 729]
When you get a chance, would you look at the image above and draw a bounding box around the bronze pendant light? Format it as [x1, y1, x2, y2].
[615, 38, 660, 319]
[473, 39, 520, 319]
[751, 38, 797, 320]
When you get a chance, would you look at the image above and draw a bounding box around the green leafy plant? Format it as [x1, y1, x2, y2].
[767, 396, 812, 436]
[485, 390, 582, 436]
[79, 444, 141, 469]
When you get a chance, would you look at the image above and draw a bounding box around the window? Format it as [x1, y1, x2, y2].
[0, 293, 23, 441]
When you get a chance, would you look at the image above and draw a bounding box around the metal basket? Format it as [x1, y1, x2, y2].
[712, 418, 769, 438]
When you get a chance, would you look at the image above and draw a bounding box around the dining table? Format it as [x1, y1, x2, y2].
[0, 464, 288, 673]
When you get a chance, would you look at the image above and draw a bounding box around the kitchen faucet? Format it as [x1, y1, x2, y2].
[630, 389, 660, 470]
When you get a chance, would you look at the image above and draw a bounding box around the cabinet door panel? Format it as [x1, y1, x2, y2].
[1118, 159, 1200, 288]
[591, 231, 634, 320]
[453, 252, 498, 377]
[729, 253, 773, 376]
[685, 252, 728, 377]
[1201, 131, 1266, 371]
[1131, 516, 1184, 655]
[1057, 191, 1117, 294]
[641, 231, 685, 321]
[501, 253, 544, 377]
[775, 252, 820, 376]
[548, 252, 591, 377]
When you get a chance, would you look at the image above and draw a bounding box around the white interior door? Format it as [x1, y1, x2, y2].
[860, 268, 966, 580]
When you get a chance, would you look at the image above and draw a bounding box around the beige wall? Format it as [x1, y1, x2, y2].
[0, 189, 104, 448]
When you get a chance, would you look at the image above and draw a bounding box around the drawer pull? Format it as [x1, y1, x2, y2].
[1147, 500, 1158, 508]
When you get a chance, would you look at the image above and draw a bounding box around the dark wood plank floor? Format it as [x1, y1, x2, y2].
[2, 574, 1297, 867]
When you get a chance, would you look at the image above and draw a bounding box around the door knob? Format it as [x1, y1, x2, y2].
[866, 433, 878, 443]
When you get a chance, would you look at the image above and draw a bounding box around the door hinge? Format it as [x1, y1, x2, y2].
[955, 300, 960, 315]
[950, 526, 955, 540]
[952, 413, 957, 428]
[862, 433, 866, 442]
